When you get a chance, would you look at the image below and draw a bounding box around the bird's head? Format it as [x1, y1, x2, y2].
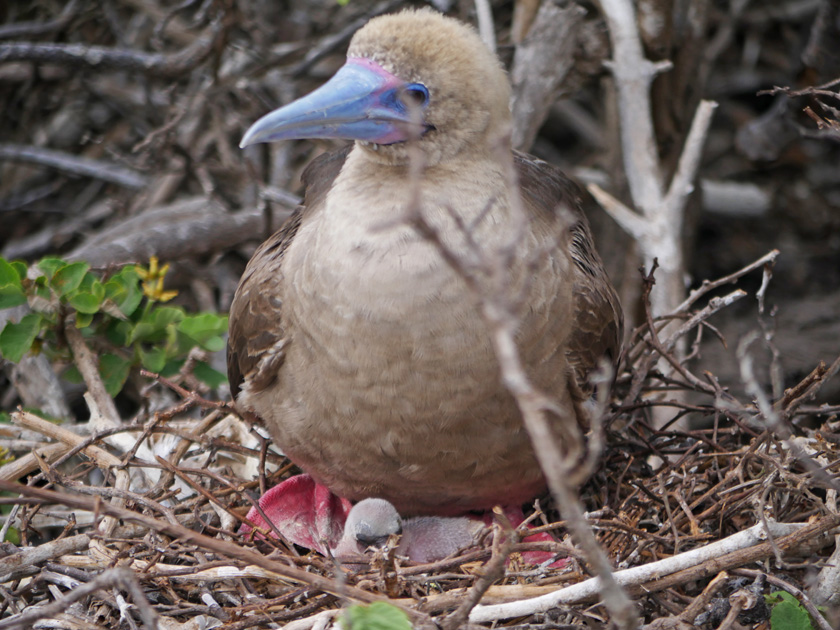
[344, 498, 402, 549]
[240, 8, 511, 166]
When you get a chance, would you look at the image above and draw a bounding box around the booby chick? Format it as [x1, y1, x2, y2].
[333, 498, 484, 564]
[229, 9, 622, 529]
[332, 499, 568, 567]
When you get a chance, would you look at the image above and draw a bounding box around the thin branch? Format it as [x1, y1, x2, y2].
[0, 144, 148, 190]
[597, 0, 717, 320]
[0, 0, 81, 40]
[442, 522, 513, 630]
[0, 567, 158, 630]
[0, 480, 431, 625]
[13, 409, 128, 538]
[587, 182, 650, 240]
[664, 100, 719, 218]
[0, 14, 224, 78]
[402, 131, 640, 629]
[473, 0, 496, 54]
[674, 250, 780, 313]
[734, 569, 834, 630]
[599, 0, 667, 207]
[63, 322, 121, 425]
[470, 518, 835, 623]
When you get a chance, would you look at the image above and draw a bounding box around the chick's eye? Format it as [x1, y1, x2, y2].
[399, 83, 429, 109]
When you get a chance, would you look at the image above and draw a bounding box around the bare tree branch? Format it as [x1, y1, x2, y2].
[0, 14, 224, 78]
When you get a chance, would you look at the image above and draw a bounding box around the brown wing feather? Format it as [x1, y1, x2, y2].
[514, 152, 623, 390]
[227, 145, 352, 400]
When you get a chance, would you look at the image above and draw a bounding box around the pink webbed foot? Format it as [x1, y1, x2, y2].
[241, 478, 567, 568]
[492, 506, 569, 569]
[239, 474, 351, 555]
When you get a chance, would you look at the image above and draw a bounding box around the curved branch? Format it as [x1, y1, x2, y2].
[0, 14, 224, 78]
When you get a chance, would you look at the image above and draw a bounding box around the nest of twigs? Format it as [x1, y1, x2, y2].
[2, 254, 839, 630]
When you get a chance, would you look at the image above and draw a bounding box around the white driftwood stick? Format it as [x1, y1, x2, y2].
[282, 609, 340, 630]
[473, 0, 496, 55]
[597, 0, 718, 321]
[665, 100, 719, 217]
[586, 182, 648, 242]
[469, 520, 805, 623]
[701, 179, 771, 217]
[599, 0, 668, 208]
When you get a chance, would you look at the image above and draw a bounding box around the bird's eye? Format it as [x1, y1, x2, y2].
[399, 83, 430, 109]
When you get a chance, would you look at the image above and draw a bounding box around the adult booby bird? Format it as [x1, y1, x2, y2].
[229, 9, 622, 520]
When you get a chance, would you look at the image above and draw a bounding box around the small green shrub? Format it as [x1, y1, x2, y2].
[0, 256, 228, 397]
[342, 602, 412, 630]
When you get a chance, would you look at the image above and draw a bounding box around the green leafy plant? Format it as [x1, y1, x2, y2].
[342, 602, 412, 630]
[765, 590, 825, 630]
[0, 255, 228, 397]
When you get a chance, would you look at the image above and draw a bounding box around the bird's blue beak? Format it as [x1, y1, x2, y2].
[240, 58, 430, 148]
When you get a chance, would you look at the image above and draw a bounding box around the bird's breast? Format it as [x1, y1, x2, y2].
[244, 161, 576, 513]
[284, 209, 500, 410]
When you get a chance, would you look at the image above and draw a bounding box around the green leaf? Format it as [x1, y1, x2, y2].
[33, 281, 50, 301]
[767, 591, 813, 630]
[129, 322, 155, 344]
[105, 319, 132, 347]
[203, 335, 225, 352]
[152, 306, 185, 328]
[0, 259, 26, 309]
[342, 603, 412, 630]
[178, 313, 228, 351]
[129, 306, 184, 344]
[193, 361, 227, 388]
[68, 279, 105, 314]
[51, 262, 89, 297]
[0, 412, 10, 424]
[74, 312, 94, 328]
[766, 591, 800, 606]
[0, 285, 26, 310]
[3, 527, 19, 545]
[0, 314, 42, 363]
[0, 259, 23, 287]
[37, 258, 64, 280]
[140, 347, 167, 373]
[160, 358, 184, 378]
[69, 292, 104, 314]
[98, 354, 132, 397]
[63, 364, 82, 384]
[104, 268, 142, 316]
[10, 261, 26, 280]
